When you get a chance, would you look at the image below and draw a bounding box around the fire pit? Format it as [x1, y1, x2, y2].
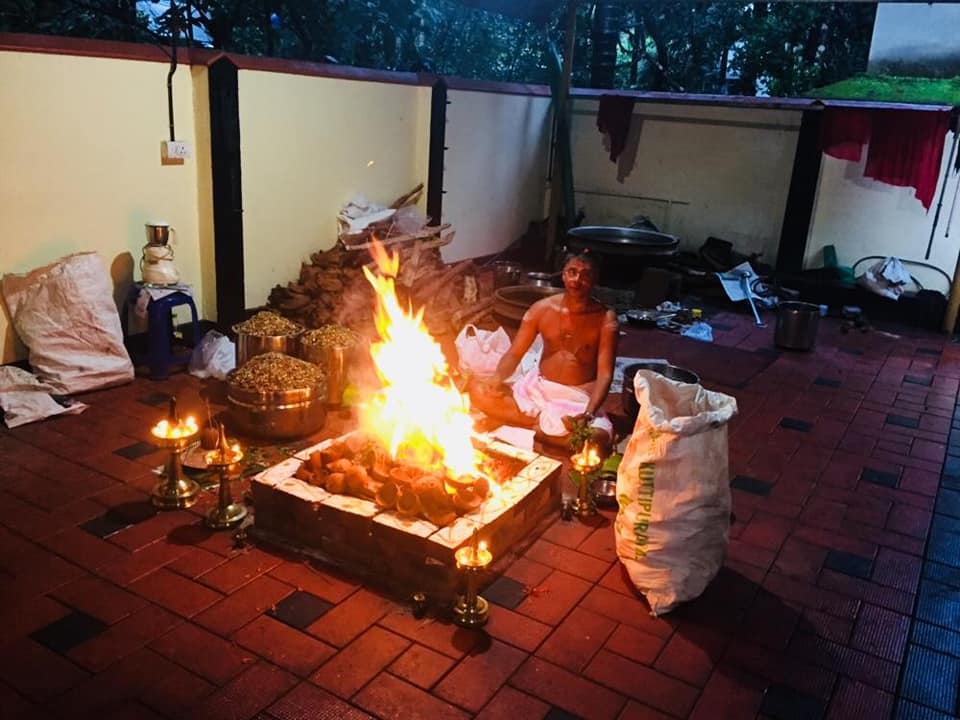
[251, 239, 563, 600]
[251, 432, 561, 599]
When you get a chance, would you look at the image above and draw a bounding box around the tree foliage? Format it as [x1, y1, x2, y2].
[0, 0, 877, 97]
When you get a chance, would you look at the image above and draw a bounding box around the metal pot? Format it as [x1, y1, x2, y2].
[774, 302, 820, 351]
[525, 271, 559, 289]
[492, 261, 523, 288]
[494, 285, 562, 323]
[567, 226, 679, 257]
[233, 330, 301, 367]
[226, 373, 327, 439]
[622, 362, 700, 422]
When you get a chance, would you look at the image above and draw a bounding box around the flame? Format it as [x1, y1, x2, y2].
[572, 440, 601, 472]
[360, 239, 480, 479]
[151, 416, 198, 439]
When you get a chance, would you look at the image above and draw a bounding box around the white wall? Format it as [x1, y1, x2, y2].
[441, 89, 552, 262]
[569, 99, 800, 263]
[870, 3, 960, 77]
[806, 130, 960, 295]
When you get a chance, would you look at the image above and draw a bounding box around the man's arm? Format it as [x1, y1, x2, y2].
[585, 309, 619, 415]
[489, 303, 542, 384]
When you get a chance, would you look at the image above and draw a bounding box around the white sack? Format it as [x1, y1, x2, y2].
[0, 366, 87, 428]
[616, 370, 737, 615]
[2, 252, 134, 394]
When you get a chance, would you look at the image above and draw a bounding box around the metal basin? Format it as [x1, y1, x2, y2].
[226, 373, 327, 439]
[567, 226, 679, 257]
[494, 285, 562, 323]
[233, 331, 301, 367]
[622, 362, 700, 422]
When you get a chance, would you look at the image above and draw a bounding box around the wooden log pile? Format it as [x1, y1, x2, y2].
[267, 217, 495, 337]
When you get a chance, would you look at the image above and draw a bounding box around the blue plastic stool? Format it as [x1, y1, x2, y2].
[123, 284, 200, 379]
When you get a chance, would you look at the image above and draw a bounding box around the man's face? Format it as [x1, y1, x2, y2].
[562, 258, 595, 296]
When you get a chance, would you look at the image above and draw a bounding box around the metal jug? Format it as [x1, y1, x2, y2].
[145, 222, 173, 246]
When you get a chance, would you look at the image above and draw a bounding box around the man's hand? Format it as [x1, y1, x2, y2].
[474, 376, 507, 397]
[562, 412, 594, 432]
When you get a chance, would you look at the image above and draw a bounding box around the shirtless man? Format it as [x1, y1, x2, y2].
[469, 252, 618, 448]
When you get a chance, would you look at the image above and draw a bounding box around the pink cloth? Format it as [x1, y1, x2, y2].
[511, 367, 613, 437]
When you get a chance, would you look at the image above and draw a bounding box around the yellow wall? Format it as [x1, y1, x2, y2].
[0, 49, 211, 363]
[238, 71, 431, 307]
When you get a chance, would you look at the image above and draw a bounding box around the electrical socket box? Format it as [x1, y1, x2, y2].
[161, 140, 192, 161]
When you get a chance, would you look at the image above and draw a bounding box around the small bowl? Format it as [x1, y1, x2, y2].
[591, 478, 618, 508]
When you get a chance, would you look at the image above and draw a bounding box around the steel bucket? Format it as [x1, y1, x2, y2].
[775, 302, 820, 351]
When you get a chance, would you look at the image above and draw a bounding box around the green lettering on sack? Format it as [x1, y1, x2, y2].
[633, 462, 655, 559]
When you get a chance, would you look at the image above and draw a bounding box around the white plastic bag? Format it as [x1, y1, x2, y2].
[455, 324, 511, 379]
[0, 366, 87, 428]
[857, 257, 912, 300]
[188, 330, 236, 380]
[616, 370, 737, 615]
[2, 252, 134, 394]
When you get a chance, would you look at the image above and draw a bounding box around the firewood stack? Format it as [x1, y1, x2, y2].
[267, 186, 495, 337]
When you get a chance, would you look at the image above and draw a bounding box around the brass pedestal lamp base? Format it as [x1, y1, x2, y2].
[453, 594, 489, 628]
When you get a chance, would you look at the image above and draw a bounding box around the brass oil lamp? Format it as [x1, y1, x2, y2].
[453, 529, 492, 628]
[150, 397, 200, 509]
[204, 423, 246, 530]
[570, 440, 602, 517]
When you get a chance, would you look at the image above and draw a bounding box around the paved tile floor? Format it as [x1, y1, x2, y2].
[1, 309, 959, 720]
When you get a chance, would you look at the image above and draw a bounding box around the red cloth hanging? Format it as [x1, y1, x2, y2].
[819, 107, 872, 162]
[596, 95, 636, 163]
[864, 109, 951, 210]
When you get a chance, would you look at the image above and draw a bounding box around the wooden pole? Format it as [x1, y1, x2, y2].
[546, 0, 577, 268]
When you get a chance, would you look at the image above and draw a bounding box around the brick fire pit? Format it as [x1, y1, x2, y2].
[250, 433, 562, 601]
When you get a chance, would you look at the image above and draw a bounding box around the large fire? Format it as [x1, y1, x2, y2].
[360, 240, 481, 480]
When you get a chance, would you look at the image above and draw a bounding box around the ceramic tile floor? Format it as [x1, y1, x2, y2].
[1, 309, 959, 720]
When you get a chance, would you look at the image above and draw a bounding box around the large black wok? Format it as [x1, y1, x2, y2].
[567, 226, 679, 257]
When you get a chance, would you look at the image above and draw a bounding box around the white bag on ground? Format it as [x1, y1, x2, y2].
[2, 252, 134, 394]
[0, 366, 87, 428]
[455, 324, 512, 378]
[616, 370, 737, 615]
[189, 330, 236, 380]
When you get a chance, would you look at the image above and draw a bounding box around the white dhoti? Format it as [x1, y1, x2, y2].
[511, 368, 613, 437]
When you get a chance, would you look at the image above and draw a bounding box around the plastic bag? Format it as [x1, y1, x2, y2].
[857, 257, 912, 300]
[0, 366, 87, 428]
[2, 252, 133, 394]
[188, 330, 236, 380]
[455, 324, 512, 379]
[616, 370, 737, 615]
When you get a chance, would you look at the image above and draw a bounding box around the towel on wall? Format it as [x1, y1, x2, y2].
[597, 94, 636, 163]
[864, 109, 951, 210]
[819, 106, 951, 210]
[819, 107, 872, 162]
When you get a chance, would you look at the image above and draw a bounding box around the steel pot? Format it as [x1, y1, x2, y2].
[494, 285, 562, 323]
[226, 373, 327, 439]
[492, 261, 523, 288]
[622, 362, 700, 422]
[233, 329, 301, 368]
[525, 271, 559, 289]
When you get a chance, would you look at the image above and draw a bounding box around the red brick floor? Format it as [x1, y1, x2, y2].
[2, 310, 959, 719]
